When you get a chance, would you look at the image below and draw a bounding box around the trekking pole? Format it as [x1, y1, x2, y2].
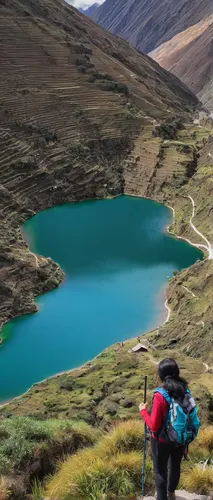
[142, 375, 147, 499]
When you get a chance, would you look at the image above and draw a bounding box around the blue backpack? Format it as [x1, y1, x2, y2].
[154, 387, 200, 446]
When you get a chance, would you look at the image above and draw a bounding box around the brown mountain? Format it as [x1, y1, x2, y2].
[92, 0, 213, 54]
[150, 15, 213, 109]
[0, 0, 198, 329]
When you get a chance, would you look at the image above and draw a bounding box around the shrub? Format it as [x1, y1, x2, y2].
[0, 417, 100, 476]
[153, 119, 184, 140]
[105, 403, 118, 416]
[43, 131, 57, 142]
[88, 71, 113, 81]
[96, 80, 117, 92]
[72, 44, 92, 55]
[116, 82, 129, 95]
[120, 398, 135, 408]
[76, 65, 87, 74]
[96, 79, 129, 95]
[75, 55, 94, 70]
[59, 379, 75, 391]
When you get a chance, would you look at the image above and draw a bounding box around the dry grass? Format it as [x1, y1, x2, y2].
[96, 420, 144, 457]
[186, 426, 213, 464]
[0, 477, 9, 500]
[181, 466, 213, 495]
[181, 427, 213, 494]
[196, 427, 213, 451]
[45, 422, 213, 498]
[45, 420, 150, 499]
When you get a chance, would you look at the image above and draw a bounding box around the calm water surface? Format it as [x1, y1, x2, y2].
[0, 196, 201, 401]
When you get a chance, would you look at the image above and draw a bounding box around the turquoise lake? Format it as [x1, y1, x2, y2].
[0, 196, 202, 402]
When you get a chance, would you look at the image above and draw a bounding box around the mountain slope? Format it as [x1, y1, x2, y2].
[150, 16, 213, 109]
[0, 0, 198, 332]
[80, 3, 100, 16]
[93, 0, 213, 54]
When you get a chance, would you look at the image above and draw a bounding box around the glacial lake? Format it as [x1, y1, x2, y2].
[0, 196, 202, 402]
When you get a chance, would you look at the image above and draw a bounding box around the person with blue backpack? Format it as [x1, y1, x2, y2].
[139, 358, 200, 500]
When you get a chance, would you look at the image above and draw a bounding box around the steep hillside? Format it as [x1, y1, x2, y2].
[0, 0, 198, 333]
[93, 0, 213, 54]
[79, 3, 100, 16]
[150, 15, 213, 109]
[2, 340, 213, 497]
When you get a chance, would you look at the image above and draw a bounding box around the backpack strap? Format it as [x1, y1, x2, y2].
[153, 387, 171, 441]
[154, 387, 172, 407]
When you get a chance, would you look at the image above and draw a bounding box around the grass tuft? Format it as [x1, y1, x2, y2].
[45, 420, 148, 499]
[181, 465, 213, 494]
[31, 478, 45, 500]
[97, 420, 144, 457]
[196, 427, 213, 451]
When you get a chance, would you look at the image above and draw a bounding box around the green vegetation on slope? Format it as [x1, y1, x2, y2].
[1, 412, 213, 498]
[0, 417, 100, 498]
[1, 343, 213, 428]
[124, 119, 213, 361]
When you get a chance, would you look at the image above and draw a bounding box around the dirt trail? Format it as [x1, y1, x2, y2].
[164, 299, 171, 323]
[182, 285, 196, 298]
[188, 195, 213, 259]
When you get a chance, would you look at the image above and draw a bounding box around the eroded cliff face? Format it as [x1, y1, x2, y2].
[92, 0, 213, 53]
[0, 0, 198, 332]
[150, 16, 213, 109]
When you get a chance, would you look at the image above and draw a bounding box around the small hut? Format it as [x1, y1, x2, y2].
[128, 343, 148, 354]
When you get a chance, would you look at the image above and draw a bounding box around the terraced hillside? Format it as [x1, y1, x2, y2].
[0, 0, 198, 333]
[124, 121, 213, 361]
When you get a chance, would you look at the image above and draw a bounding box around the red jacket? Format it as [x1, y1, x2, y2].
[140, 392, 168, 442]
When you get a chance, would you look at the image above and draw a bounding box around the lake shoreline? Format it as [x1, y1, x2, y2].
[0, 193, 204, 407]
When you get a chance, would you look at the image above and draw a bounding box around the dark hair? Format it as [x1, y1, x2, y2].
[158, 358, 188, 401]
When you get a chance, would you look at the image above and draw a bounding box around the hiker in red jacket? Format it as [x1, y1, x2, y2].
[139, 359, 188, 500]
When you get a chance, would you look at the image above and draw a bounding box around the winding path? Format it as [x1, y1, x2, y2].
[181, 285, 196, 298]
[164, 299, 171, 323]
[188, 195, 213, 260]
[164, 194, 213, 327]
